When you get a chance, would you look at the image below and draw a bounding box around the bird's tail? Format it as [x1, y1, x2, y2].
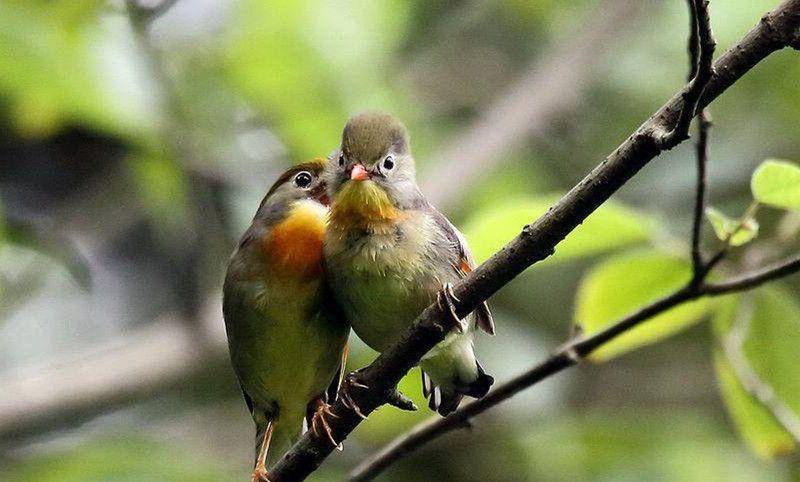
[420, 335, 494, 416]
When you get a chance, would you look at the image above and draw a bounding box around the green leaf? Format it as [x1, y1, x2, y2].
[462, 195, 657, 264]
[712, 288, 800, 458]
[705, 207, 759, 246]
[751, 159, 800, 211]
[574, 250, 711, 361]
[713, 350, 796, 459]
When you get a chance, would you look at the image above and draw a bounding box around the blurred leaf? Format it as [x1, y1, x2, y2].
[462, 195, 657, 264]
[0, 1, 144, 138]
[1, 437, 233, 482]
[575, 250, 711, 361]
[714, 350, 796, 459]
[705, 207, 759, 246]
[712, 288, 800, 458]
[751, 159, 800, 211]
[127, 154, 191, 234]
[224, 0, 413, 157]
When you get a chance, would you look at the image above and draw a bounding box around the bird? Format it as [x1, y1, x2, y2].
[223, 159, 349, 482]
[323, 112, 494, 416]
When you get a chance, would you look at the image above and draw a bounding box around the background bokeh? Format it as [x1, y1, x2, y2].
[2, 0, 800, 481]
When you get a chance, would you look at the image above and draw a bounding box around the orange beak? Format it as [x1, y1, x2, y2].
[350, 163, 370, 181]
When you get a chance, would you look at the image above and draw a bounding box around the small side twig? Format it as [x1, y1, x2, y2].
[687, 0, 714, 279]
[658, 0, 716, 148]
[348, 253, 800, 481]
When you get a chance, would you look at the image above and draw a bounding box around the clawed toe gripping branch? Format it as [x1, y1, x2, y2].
[266, 2, 800, 481]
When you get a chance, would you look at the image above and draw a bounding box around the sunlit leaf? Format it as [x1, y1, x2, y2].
[751, 159, 800, 211]
[714, 350, 796, 459]
[705, 207, 758, 246]
[712, 288, 800, 458]
[463, 195, 657, 264]
[0, 1, 145, 138]
[574, 250, 711, 361]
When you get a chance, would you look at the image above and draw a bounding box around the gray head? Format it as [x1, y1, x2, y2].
[325, 112, 421, 210]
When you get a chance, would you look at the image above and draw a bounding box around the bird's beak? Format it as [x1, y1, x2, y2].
[350, 163, 370, 181]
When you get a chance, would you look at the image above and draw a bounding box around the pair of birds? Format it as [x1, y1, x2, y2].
[223, 112, 494, 481]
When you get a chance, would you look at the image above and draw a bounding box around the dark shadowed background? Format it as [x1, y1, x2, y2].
[1, 0, 800, 480]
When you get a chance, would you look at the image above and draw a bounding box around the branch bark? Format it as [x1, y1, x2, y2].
[272, 1, 800, 480]
[350, 252, 800, 481]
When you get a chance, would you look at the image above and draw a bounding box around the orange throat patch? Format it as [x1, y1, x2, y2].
[329, 180, 401, 230]
[262, 200, 327, 278]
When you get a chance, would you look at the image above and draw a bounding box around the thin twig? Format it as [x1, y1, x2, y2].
[271, 2, 800, 480]
[658, 0, 716, 148]
[687, 0, 713, 278]
[349, 253, 800, 481]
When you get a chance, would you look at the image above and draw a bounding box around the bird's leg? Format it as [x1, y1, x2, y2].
[437, 282, 467, 333]
[252, 421, 274, 482]
[309, 397, 340, 447]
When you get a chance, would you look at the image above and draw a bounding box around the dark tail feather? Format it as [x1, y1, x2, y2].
[422, 362, 494, 416]
[456, 360, 494, 399]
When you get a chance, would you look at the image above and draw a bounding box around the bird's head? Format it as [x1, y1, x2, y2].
[257, 158, 329, 221]
[326, 112, 418, 223]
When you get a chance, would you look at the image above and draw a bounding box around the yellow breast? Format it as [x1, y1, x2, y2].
[263, 200, 327, 279]
[329, 180, 402, 229]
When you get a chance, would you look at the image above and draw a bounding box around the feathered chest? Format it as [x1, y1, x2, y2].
[261, 200, 327, 279]
[325, 211, 440, 280]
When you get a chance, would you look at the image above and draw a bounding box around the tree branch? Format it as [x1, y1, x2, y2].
[350, 252, 800, 481]
[271, 1, 800, 480]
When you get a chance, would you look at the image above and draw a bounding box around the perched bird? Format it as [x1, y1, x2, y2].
[223, 160, 349, 482]
[323, 112, 494, 416]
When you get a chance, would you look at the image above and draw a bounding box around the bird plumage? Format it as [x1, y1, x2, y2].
[223, 160, 349, 478]
[324, 113, 494, 415]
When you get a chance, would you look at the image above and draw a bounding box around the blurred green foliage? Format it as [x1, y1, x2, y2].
[2, 0, 800, 481]
[575, 249, 711, 361]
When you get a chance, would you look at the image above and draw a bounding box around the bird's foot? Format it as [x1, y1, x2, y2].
[340, 373, 369, 419]
[310, 398, 340, 447]
[437, 282, 467, 333]
[251, 465, 271, 482]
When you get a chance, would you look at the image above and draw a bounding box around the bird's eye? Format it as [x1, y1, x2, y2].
[382, 155, 395, 171]
[338, 154, 346, 167]
[293, 171, 313, 188]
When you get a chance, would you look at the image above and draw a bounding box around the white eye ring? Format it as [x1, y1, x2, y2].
[382, 155, 395, 171]
[293, 171, 313, 189]
[338, 154, 346, 168]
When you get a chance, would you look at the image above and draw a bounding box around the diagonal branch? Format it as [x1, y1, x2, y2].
[270, 1, 800, 480]
[350, 252, 800, 481]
